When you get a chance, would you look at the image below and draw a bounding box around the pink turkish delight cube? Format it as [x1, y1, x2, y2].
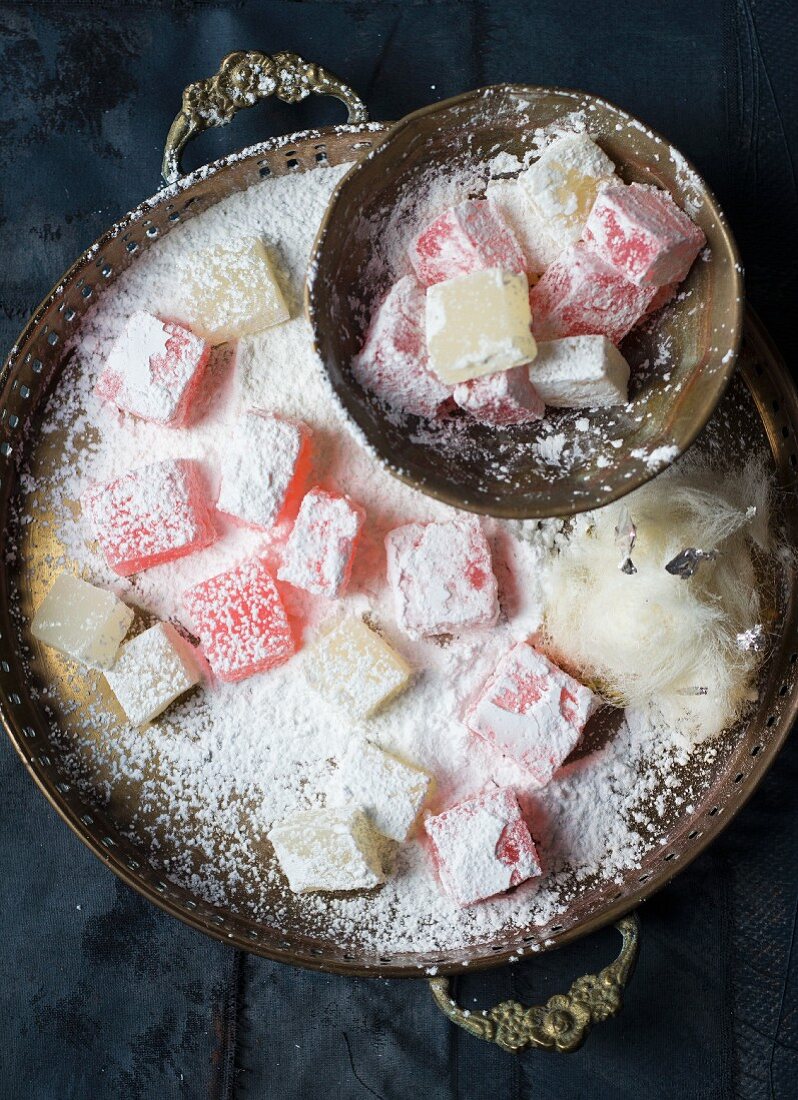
[82, 458, 216, 576]
[277, 488, 365, 598]
[529, 244, 657, 344]
[425, 786, 542, 906]
[583, 182, 706, 287]
[352, 276, 452, 419]
[408, 198, 526, 287]
[385, 516, 499, 639]
[454, 365, 545, 426]
[95, 311, 211, 427]
[466, 642, 595, 788]
[184, 556, 294, 682]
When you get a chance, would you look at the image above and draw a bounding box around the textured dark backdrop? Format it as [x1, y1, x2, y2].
[1, 2, 796, 1098]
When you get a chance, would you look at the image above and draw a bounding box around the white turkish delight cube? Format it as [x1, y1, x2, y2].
[326, 739, 432, 842]
[104, 622, 200, 726]
[267, 807, 386, 894]
[530, 335, 631, 408]
[305, 617, 412, 719]
[31, 573, 133, 669]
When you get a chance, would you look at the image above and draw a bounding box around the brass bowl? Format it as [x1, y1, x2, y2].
[307, 84, 744, 519]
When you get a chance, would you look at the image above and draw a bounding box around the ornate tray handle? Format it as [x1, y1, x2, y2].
[161, 51, 369, 185]
[429, 914, 640, 1053]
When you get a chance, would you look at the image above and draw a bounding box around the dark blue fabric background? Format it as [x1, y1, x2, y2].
[1, 2, 796, 1097]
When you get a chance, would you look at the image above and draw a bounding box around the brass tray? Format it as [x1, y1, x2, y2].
[1, 52, 797, 1053]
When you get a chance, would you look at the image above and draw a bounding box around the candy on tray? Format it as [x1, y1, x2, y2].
[326, 739, 433, 842]
[426, 268, 537, 384]
[184, 557, 294, 682]
[185, 236, 290, 345]
[385, 516, 499, 639]
[408, 198, 526, 287]
[104, 622, 200, 726]
[454, 364, 545, 425]
[82, 459, 216, 576]
[94, 310, 211, 427]
[304, 616, 412, 719]
[425, 786, 542, 906]
[352, 276, 452, 419]
[267, 807, 386, 894]
[583, 181, 706, 287]
[466, 641, 595, 788]
[530, 335, 631, 408]
[529, 244, 657, 344]
[484, 178, 563, 273]
[278, 488, 365, 598]
[217, 412, 312, 531]
[31, 572, 134, 669]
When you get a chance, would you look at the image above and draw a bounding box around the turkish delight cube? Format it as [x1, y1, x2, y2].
[385, 516, 499, 639]
[305, 617, 412, 719]
[31, 573, 134, 669]
[104, 622, 200, 725]
[426, 269, 537, 384]
[82, 459, 215, 576]
[485, 178, 564, 273]
[268, 807, 385, 894]
[352, 276, 452, 419]
[185, 236, 289, 345]
[327, 739, 433, 842]
[466, 642, 595, 787]
[425, 787, 541, 906]
[454, 365, 545, 425]
[184, 557, 294, 682]
[520, 133, 615, 250]
[94, 311, 211, 427]
[408, 198, 526, 287]
[278, 488, 364, 598]
[529, 244, 657, 344]
[531, 336, 631, 408]
[217, 412, 312, 531]
[583, 181, 706, 287]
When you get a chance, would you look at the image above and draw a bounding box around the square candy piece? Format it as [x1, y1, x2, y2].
[520, 133, 615, 248]
[583, 182, 706, 287]
[185, 236, 289, 345]
[104, 622, 200, 726]
[82, 459, 215, 577]
[352, 276, 451, 419]
[485, 178, 563, 274]
[466, 642, 595, 787]
[31, 573, 133, 669]
[385, 516, 499, 639]
[426, 269, 537, 384]
[94, 311, 211, 426]
[184, 557, 294, 682]
[425, 787, 541, 906]
[305, 617, 412, 719]
[529, 244, 657, 344]
[278, 488, 364, 598]
[327, 740, 433, 842]
[408, 198, 526, 287]
[268, 807, 385, 894]
[454, 365, 545, 426]
[217, 412, 312, 531]
[531, 336, 631, 408]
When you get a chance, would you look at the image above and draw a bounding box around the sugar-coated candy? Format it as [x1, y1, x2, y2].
[529, 244, 657, 344]
[385, 516, 499, 639]
[104, 622, 200, 726]
[531, 336, 631, 408]
[268, 807, 386, 894]
[217, 412, 312, 531]
[485, 178, 563, 273]
[305, 617, 412, 719]
[327, 739, 433, 842]
[82, 459, 215, 577]
[426, 269, 537, 384]
[408, 198, 526, 287]
[454, 365, 545, 426]
[185, 236, 289, 345]
[31, 573, 134, 669]
[94, 311, 211, 427]
[184, 557, 294, 682]
[278, 488, 364, 598]
[520, 133, 615, 250]
[425, 787, 541, 906]
[466, 641, 595, 787]
[352, 276, 452, 418]
[583, 182, 706, 287]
